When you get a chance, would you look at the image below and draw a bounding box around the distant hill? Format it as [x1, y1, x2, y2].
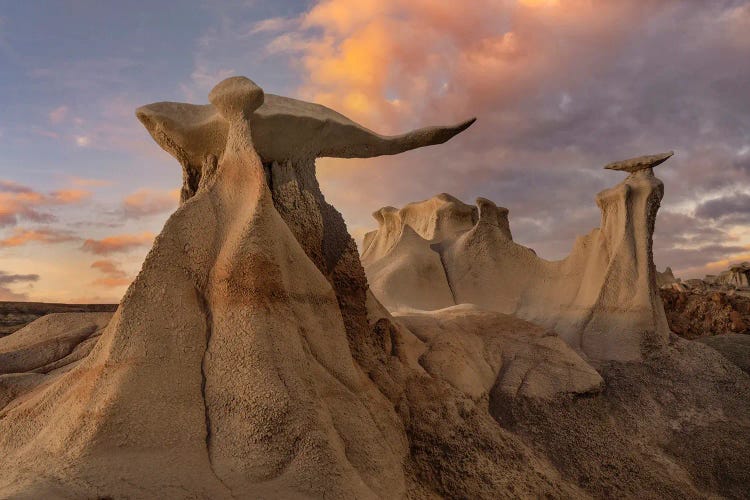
[0, 301, 118, 336]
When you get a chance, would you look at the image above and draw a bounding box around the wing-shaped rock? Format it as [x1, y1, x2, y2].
[604, 151, 674, 173]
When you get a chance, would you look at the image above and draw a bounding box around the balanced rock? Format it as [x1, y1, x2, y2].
[0, 77, 474, 498]
[717, 262, 750, 288]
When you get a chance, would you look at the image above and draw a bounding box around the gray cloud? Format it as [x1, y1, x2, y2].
[0, 270, 39, 301]
[694, 192, 750, 223]
[0, 271, 39, 285]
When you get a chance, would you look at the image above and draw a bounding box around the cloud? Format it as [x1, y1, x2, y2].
[0, 180, 33, 194]
[0, 180, 92, 227]
[32, 127, 59, 139]
[91, 259, 127, 277]
[48, 105, 69, 124]
[250, 16, 299, 35]
[0, 270, 39, 301]
[90, 259, 132, 288]
[50, 189, 90, 203]
[180, 65, 236, 102]
[0, 271, 39, 285]
[0, 228, 78, 248]
[81, 232, 155, 255]
[121, 188, 179, 219]
[694, 192, 750, 223]
[70, 177, 114, 188]
[267, 0, 750, 278]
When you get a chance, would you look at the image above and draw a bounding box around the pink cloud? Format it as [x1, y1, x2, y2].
[0, 228, 77, 248]
[275, 0, 750, 278]
[48, 105, 69, 124]
[0, 180, 92, 227]
[50, 189, 91, 203]
[121, 188, 179, 219]
[81, 232, 155, 255]
[90, 259, 132, 288]
[0, 180, 91, 227]
[70, 177, 114, 188]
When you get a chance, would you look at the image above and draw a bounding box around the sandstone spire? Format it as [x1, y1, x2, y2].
[362, 153, 675, 361]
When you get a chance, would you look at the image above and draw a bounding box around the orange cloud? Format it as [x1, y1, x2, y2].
[519, 0, 560, 7]
[286, 0, 645, 132]
[70, 177, 113, 188]
[81, 232, 155, 255]
[0, 179, 91, 227]
[122, 188, 179, 219]
[50, 189, 91, 203]
[0, 228, 77, 248]
[92, 276, 132, 288]
[90, 258, 132, 288]
[703, 247, 750, 274]
[91, 259, 127, 277]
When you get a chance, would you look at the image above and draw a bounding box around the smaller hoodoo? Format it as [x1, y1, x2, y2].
[362, 152, 675, 362]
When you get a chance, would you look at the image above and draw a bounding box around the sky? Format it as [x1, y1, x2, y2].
[1, 0, 750, 303]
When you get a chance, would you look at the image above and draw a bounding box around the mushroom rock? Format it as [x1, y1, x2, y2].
[363, 153, 673, 362]
[136, 91, 475, 203]
[0, 77, 475, 498]
[717, 262, 750, 288]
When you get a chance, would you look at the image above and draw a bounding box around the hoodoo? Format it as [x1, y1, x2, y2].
[363, 153, 674, 362]
[0, 77, 476, 498]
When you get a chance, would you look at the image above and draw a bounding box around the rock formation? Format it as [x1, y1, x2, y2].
[660, 288, 749, 338]
[363, 153, 673, 362]
[667, 261, 750, 293]
[718, 262, 750, 288]
[656, 266, 679, 288]
[0, 77, 475, 498]
[1, 79, 749, 498]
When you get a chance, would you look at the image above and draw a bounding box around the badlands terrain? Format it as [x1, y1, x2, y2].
[0, 77, 748, 499]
